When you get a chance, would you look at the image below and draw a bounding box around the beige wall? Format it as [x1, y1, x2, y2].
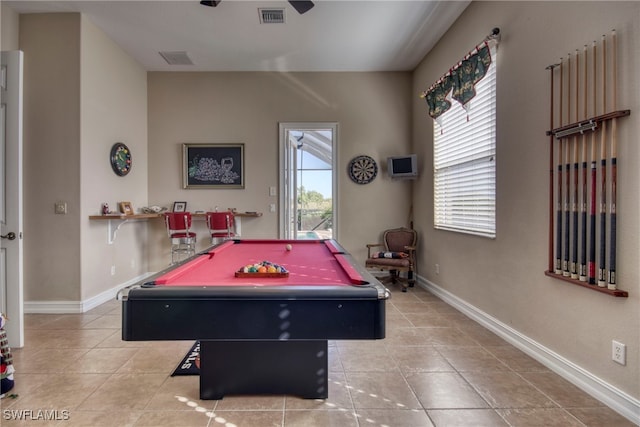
[80, 16, 148, 300]
[20, 14, 82, 301]
[147, 72, 413, 271]
[1, 4, 19, 50]
[18, 13, 148, 302]
[11, 8, 412, 297]
[412, 1, 639, 400]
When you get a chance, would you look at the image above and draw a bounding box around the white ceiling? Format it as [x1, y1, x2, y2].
[4, 0, 470, 72]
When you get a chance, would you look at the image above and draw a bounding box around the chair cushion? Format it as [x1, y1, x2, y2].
[210, 232, 236, 237]
[170, 232, 196, 238]
[371, 251, 408, 259]
[366, 258, 411, 268]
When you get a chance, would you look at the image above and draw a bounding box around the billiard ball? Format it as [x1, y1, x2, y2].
[285, 244, 292, 251]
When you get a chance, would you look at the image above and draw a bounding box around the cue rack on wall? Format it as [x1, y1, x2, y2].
[545, 29, 630, 297]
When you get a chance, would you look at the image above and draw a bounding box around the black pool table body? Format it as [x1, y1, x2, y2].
[120, 239, 389, 400]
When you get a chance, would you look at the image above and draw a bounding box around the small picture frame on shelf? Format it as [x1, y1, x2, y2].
[119, 201, 134, 215]
[173, 201, 187, 212]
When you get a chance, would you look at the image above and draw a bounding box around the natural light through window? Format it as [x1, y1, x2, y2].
[433, 45, 497, 238]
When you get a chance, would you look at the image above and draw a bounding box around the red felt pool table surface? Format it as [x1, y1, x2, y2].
[153, 239, 365, 287]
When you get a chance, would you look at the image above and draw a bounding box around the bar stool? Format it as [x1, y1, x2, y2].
[205, 211, 236, 244]
[164, 212, 197, 264]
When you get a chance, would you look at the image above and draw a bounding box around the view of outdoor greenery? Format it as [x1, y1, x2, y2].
[297, 186, 332, 236]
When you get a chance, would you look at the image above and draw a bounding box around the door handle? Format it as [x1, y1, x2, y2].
[1, 232, 16, 240]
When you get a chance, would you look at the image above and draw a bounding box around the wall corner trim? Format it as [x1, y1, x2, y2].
[24, 273, 155, 314]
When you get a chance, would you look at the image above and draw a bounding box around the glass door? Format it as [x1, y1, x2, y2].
[279, 123, 337, 240]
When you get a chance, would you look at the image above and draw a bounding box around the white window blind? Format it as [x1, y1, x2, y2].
[434, 45, 496, 238]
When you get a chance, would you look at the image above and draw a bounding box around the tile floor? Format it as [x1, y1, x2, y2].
[3, 284, 635, 426]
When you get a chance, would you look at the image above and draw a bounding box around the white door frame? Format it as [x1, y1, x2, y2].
[278, 122, 338, 240]
[1, 51, 24, 348]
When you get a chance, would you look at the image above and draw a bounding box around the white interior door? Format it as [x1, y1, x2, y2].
[278, 123, 338, 240]
[1, 51, 24, 348]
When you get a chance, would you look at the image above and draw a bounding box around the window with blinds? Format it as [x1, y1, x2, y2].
[433, 46, 496, 238]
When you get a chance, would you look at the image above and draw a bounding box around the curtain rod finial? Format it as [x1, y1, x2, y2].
[486, 28, 500, 43]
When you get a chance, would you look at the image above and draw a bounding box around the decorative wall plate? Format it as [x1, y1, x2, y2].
[348, 155, 378, 184]
[110, 142, 132, 176]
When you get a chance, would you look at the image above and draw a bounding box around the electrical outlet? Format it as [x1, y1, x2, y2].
[54, 201, 67, 214]
[612, 340, 626, 365]
[110, 265, 116, 276]
[269, 186, 277, 196]
[435, 263, 440, 274]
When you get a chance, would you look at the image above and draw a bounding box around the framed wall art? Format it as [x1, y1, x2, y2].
[183, 143, 244, 189]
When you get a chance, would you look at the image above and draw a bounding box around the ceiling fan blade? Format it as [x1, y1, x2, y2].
[289, 1, 314, 14]
[200, 1, 220, 7]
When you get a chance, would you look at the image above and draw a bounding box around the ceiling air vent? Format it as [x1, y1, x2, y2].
[259, 8, 285, 24]
[159, 51, 194, 66]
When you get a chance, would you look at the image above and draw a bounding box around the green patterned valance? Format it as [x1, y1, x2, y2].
[423, 74, 454, 120]
[421, 43, 492, 120]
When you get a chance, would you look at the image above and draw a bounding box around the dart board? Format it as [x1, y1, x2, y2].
[110, 142, 132, 176]
[348, 155, 377, 184]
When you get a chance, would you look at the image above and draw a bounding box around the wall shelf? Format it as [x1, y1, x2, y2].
[89, 212, 263, 244]
[89, 214, 159, 244]
[88, 213, 160, 220]
[192, 212, 263, 218]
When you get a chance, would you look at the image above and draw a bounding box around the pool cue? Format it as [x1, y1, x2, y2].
[564, 53, 571, 277]
[580, 45, 588, 281]
[571, 49, 580, 279]
[588, 40, 597, 285]
[608, 29, 618, 290]
[547, 62, 560, 274]
[598, 34, 607, 287]
[556, 58, 564, 275]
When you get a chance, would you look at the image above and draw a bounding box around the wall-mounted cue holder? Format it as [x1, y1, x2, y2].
[547, 110, 630, 140]
[544, 30, 630, 298]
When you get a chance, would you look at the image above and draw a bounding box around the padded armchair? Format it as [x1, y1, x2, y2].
[365, 227, 417, 292]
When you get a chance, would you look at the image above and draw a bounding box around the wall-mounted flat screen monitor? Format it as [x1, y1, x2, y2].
[387, 154, 418, 179]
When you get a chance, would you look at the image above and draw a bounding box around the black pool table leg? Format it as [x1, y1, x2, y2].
[199, 340, 329, 400]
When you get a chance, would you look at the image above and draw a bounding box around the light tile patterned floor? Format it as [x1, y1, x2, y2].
[2, 284, 635, 426]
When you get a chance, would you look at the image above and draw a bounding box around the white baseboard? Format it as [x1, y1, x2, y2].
[419, 277, 640, 425]
[24, 273, 154, 314]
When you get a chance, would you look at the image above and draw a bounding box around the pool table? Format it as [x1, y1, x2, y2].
[121, 239, 388, 400]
